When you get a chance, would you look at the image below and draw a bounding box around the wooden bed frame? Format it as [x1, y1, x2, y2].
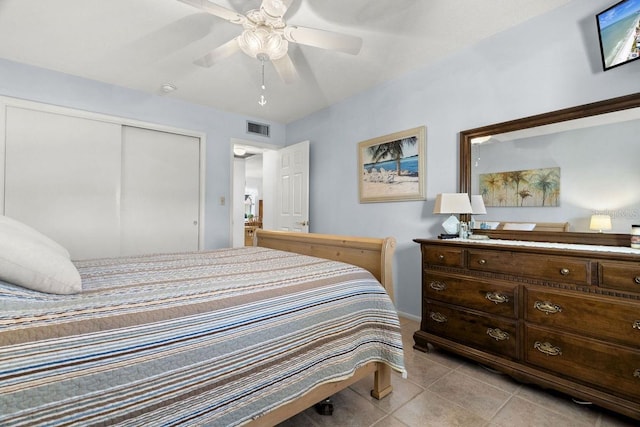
[248, 229, 398, 426]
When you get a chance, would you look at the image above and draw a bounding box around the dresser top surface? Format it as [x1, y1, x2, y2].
[415, 237, 640, 258]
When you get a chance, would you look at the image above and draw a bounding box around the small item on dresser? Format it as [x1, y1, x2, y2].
[468, 234, 490, 240]
[632, 225, 640, 249]
[438, 233, 459, 239]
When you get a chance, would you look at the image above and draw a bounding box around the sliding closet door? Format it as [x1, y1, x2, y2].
[120, 126, 200, 255]
[4, 106, 122, 259]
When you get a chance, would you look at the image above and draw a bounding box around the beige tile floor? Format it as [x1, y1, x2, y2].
[279, 318, 638, 427]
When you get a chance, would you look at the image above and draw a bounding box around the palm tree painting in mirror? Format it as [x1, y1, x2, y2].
[479, 167, 560, 207]
[358, 126, 426, 203]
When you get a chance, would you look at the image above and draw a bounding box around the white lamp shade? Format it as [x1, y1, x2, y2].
[589, 215, 612, 232]
[470, 195, 487, 214]
[433, 193, 473, 214]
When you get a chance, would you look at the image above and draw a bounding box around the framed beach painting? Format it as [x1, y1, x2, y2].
[358, 126, 426, 203]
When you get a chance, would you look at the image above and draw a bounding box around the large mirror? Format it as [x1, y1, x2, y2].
[460, 92, 640, 245]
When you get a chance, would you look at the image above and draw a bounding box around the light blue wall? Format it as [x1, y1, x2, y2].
[285, 0, 640, 319]
[0, 58, 286, 249]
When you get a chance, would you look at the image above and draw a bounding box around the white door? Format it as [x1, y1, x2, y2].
[275, 141, 309, 232]
[120, 126, 201, 255]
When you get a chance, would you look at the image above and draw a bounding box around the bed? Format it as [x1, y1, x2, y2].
[0, 225, 405, 426]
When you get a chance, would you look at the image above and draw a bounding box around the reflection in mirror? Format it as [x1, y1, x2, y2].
[244, 194, 255, 219]
[460, 93, 640, 235]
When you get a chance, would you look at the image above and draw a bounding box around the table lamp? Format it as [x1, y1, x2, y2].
[433, 193, 473, 238]
[589, 214, 611, 233]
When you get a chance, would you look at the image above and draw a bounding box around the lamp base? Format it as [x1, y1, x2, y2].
[438, 233, 459, 239]
[441, 215, 460, 235]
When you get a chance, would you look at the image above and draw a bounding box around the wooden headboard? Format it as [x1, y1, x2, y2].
[254, 230, 397, 303]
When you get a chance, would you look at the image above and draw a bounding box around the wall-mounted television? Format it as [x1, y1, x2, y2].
[596, 0, 640, 70]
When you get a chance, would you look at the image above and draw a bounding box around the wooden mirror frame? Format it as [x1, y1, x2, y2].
[459, 92, 640, 246]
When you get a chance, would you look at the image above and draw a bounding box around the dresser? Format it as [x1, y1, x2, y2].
[413, 238, 640, 420]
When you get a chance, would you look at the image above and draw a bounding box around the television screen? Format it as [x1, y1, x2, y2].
[596, 0, 640, 70]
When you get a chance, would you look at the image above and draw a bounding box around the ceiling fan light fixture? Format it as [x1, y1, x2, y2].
[238, 27, 288, 61]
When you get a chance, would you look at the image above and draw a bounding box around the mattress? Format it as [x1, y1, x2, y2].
[0, 246, 405, 426]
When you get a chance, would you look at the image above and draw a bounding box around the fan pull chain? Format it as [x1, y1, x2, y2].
[258, 57, 267, 106]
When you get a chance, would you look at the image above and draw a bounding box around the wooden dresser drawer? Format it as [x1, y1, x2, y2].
[524, 287, 640, 348]
[525, 325, 640, 400]
[468, 249, 592, 285]
[424, 273, 517, 318]
[599, 260, 640, 294]
[423, 302, 518, 359]
[422, 245, 465, 268]
[525, 287, 640, 348]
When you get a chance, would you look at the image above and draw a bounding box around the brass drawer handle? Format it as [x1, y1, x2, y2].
[487, 328, 510, 341]
[477, 259, 487, 265]
[438, 254, 445, 261]
[559, 268, 570, 276]
[429, 312, 447, 323]
[429, 281, 447, 291]
[534, 341, 562, 356]
[635, 276, 640, 285]
[634, 369, 640, 379]
[485, 292, 509, 304]
[633, 320, 640, 330]
[534, 300, 563, 315]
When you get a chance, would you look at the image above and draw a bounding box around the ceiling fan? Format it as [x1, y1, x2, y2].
[178, 0, 363, 84]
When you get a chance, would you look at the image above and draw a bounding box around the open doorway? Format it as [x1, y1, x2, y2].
[230, 138, 279, 247]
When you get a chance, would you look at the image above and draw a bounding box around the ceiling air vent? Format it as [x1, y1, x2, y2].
[247, 121, 270, 137]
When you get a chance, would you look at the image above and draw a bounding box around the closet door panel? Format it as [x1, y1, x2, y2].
[120, 126, 200, 255]
[4, 107, 122, 259]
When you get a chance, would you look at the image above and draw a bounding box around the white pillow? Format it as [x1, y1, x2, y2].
[0, 225, 81, 294]
[502, 222, 536, 231]
[0, 215, 70, 259]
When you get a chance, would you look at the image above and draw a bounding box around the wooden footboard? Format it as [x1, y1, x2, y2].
[248, 230, 397, 426]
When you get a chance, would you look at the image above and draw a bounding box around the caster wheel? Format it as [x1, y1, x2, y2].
[314, 398, 334, 416]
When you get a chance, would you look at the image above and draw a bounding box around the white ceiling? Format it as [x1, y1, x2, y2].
[0, 0, 572, 124]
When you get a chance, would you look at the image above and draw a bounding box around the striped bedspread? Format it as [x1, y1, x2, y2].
[0, 247, 405, 426]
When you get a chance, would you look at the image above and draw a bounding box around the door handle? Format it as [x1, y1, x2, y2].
[297, 220, 309, 226]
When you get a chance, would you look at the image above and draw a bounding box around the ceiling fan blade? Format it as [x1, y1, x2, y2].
[178, 0, 246, 24]
[284, 25, 362, 55]
[194, 37, 240, 67]
[272, 54, 299, 84]
[260, 0, 295, 19]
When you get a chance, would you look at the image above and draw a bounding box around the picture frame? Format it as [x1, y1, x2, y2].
[596, 0, 640, 71]
[358, 126, 426, 203]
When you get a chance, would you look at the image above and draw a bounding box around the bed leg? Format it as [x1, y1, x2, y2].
[314, 398, 334, 415]
[371, 362, 393, 399]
